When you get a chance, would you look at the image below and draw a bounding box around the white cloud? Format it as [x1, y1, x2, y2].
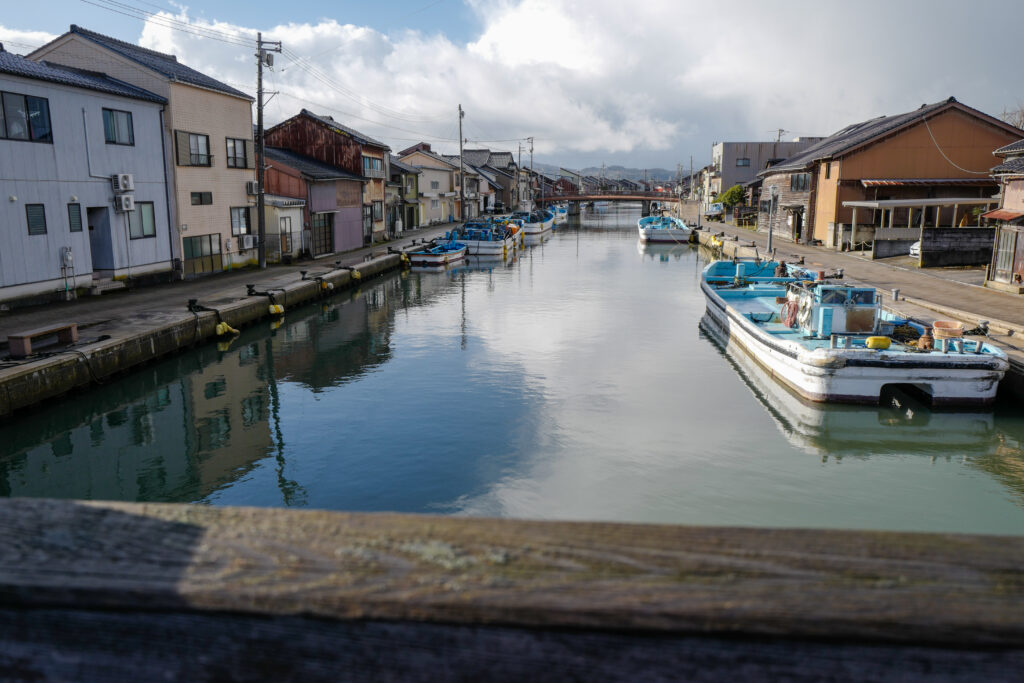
[0, 27, 57, 53]
[5, 0, 1021, 168]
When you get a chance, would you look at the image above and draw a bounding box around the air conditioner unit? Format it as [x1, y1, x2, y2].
[241, 234, 254, 250]
[246, 180, 260, 195]
[111, 173, 135, 193]
[115, 194, 135, 212]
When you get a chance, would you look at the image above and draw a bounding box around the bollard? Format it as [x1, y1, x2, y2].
[891, 288, 899, 301]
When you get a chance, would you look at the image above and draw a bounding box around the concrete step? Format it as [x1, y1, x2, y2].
[89, 280, 127, 296]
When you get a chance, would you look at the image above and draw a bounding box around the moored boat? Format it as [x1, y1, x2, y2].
[701, 258, 1008, 406]
[512, 209, 555, 234]
[638, 215, 692, 243]
[407, 240, 467, 266]
[447, 219, 517, 257]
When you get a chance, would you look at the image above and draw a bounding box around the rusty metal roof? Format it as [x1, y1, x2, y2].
[981, 209, 1024, 221]
[860, 178, 997, 187]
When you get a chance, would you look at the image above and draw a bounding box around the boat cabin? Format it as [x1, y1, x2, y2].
[794, 285, 879, 338]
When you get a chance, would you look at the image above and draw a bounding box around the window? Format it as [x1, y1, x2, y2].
[175, 131, 211, 166]
[26, 204, 46, 235]
[372, 201, 383, 221]
[430, 180, 439, 190]
[68, 203, 83, 232]
[362, 156, 383, 174]
[230, 207, 250, 235]
[405, 175, 415, 193]
[102, 108, 134, 145]
[128, 202, 156, 238]
[226, 138, 248, 168]
[430, 199, 439, 209]
[190, 191, 213, 205]
[790, 173, 811, 192]
[736, 158, 751, 167]
[0, 91, 52, 142]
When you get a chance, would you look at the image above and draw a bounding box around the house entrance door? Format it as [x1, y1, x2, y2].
[792, 210, 803, 243]
[311, 212, 334, 256]
[994, 228, 1017, 282]
[86, 207, 113, 272]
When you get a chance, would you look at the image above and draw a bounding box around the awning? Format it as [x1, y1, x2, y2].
[981, 209, 1024, 221]
[860, 178, 997, 187]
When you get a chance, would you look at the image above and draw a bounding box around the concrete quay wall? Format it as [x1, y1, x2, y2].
[0, 254, 402, 417]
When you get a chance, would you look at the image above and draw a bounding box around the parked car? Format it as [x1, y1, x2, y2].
[909, 241, 921, 257]
[705, 202, 724, 221]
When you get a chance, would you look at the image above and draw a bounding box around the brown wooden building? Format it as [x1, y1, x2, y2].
[758, 98, 1022, 247]
[265, 110, 389, 243]
[985, 139, 1024, 293]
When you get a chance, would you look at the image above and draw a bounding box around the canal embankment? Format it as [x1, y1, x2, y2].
[694, 221, 1024, 397]
[0, 225, 453, 417]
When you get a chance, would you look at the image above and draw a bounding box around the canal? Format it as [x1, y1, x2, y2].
[3, 204, 1024, 535]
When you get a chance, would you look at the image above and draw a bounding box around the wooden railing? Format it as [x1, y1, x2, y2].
[2, 498, 1022, 679]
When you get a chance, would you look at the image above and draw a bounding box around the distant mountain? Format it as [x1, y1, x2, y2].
[531, 162, 678, 182]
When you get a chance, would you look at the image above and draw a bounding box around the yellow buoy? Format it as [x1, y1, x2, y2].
[268, 304, 285, 315]
[866, 336, 891, 350]
[351, 270, 362, 279]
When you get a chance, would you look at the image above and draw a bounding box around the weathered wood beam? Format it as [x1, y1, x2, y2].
[0, 499, 1022, 679]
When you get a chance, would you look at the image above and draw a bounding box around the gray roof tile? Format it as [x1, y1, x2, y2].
[992, 157, 1024, 174]
[265, 147, 365, 181]
[0, 49, 165, 103]
[995, 139, 1024, 156]
[67, 24, 251, 100]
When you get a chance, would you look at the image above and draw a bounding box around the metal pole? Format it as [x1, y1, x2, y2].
[458, 104, 465, 221]
[256, 32, 266, 269]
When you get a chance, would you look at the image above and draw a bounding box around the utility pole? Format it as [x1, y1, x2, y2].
[458, 104, 465, 222]
[528, 136, 534, 206]
[775, 128, 788, 143]
[256, 32, 282, 269]
[517, 142, 522, 208]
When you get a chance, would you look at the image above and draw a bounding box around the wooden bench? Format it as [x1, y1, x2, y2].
[7, 322, 78, 358]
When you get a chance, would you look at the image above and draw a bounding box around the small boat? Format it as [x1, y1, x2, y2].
[701, 258, 1008, 406]
[407, 240, 467, 266]
[548, 203, 568, 224]
[638, 215, 692, 243]
[447, 219, 517, 257]
[511, 209, 555, 234]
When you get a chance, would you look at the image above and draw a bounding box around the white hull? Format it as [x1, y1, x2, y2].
[409, 248, 467, 266]
[460, 236, 514, 256]
[522, 217, 555, 234]
[701, 281, 1007, 406]
[638, 226, 691, 243]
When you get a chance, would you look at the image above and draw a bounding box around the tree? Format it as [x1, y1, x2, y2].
[715, 184, 746, 208]
[1000, 102, 1024, 129]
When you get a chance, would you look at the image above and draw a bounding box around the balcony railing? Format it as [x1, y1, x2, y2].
[363, 168, 386, 179]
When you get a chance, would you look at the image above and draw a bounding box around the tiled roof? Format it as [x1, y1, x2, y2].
[995, 139, 1024, 156]
[400, 147, 457, 168]
[763, 98, 978, 174]
[992, 157, 1024, 175]
[388, 154, 418, 174]
[265, 147, 365, 181]
[488, 151, 515, 168]
[298, 109, 389, 150]
[461, 149, 492, 167]
[66, 25, 251, 100]
[0, 49, 165, 103]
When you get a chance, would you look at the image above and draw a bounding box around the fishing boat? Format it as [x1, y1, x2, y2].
[511, 209, 555, 235]
[637, 215, 692, 243]
[548, 203, 568, 224]
[407, 240, 467, 267]
[701, 318, 997, 457]
[446, 219, 518, 257]
[701, 258, 1008, 406]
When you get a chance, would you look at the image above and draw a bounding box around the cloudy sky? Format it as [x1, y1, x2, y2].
[2, 0, 1022, 171]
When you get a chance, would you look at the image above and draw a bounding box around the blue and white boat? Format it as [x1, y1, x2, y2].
[512, 209, 555, 235]
[548, 203, 568, 224]
[447, 219, 517, 257]
[407, 240, 467, 267]
[637, 215, 692, 243]
[701, 258, 1008, 406]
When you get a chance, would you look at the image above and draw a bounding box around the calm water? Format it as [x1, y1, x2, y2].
[4, 204, 1024, 534]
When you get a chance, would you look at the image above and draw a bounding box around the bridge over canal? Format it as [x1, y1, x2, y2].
[537, 193, 681, 216]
